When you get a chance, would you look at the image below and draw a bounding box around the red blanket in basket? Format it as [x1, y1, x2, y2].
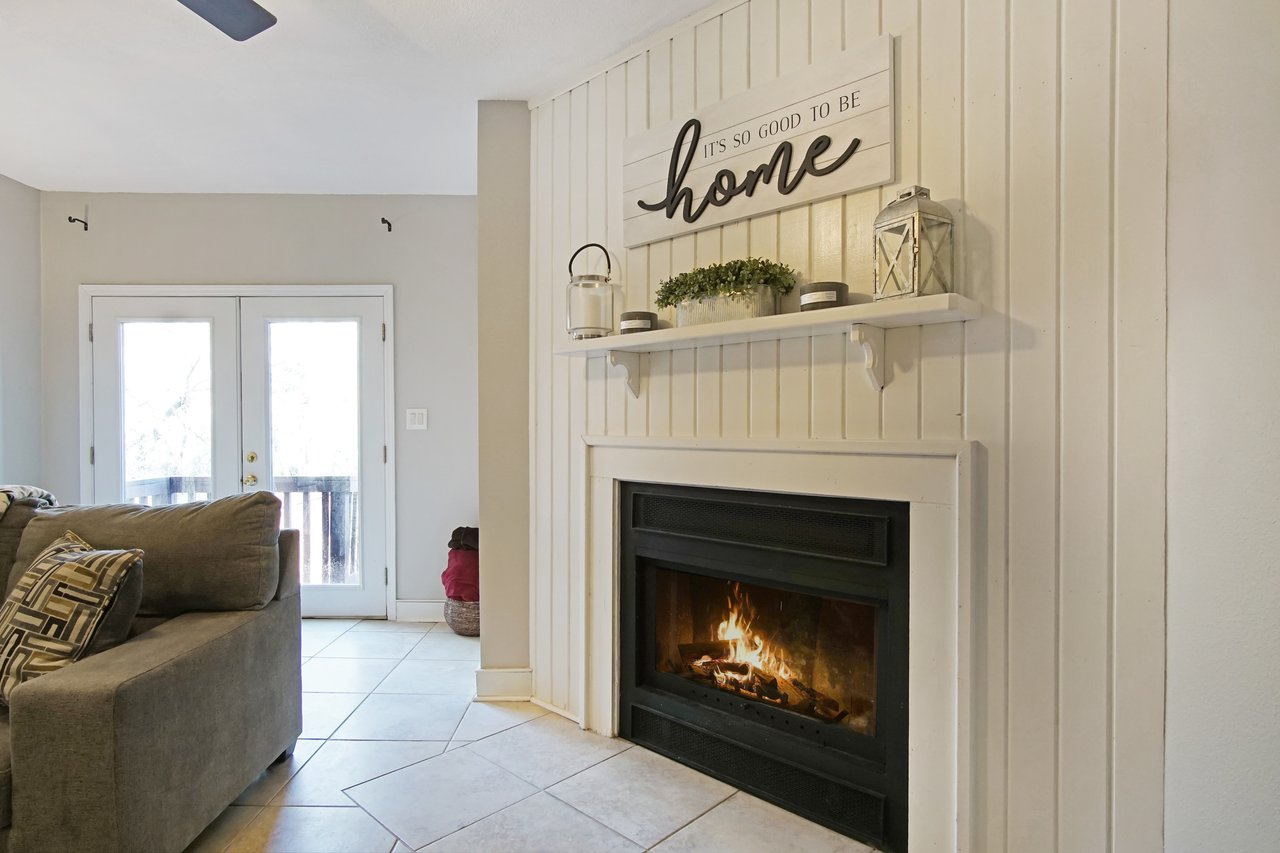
[441, 549, 479, 601]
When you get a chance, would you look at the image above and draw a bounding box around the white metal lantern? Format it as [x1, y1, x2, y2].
[566, 243, 616, 340]
[873, 185, 953, 301]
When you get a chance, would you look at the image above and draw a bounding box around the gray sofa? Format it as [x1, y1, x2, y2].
[0, 492, 302, 853]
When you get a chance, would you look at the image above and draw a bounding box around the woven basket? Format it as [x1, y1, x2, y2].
[443, 598, 480, 636]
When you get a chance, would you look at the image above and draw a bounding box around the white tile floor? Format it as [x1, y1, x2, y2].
[185, 619, 872, 853]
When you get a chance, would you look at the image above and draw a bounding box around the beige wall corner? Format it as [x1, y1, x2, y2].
[0, 173, 42, 484]
[39, 192, 477, 602]
[476, 100, 532, 684]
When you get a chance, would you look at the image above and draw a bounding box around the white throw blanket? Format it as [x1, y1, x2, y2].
[0, 486, 57, 519]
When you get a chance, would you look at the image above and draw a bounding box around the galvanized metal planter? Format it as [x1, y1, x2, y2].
[675, 287, 777, 327]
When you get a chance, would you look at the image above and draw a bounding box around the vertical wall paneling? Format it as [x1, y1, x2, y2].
[811, 0, 844, 58]
[844, 0, 878, 45]
[647, 242, 673, 436]
[806, 0, 845, 450]
[778, 0, 811, 71]
[1057, 0, 1114, 848]
[962, 0, 1011, 845]
[526, 0, 1169, 846]
[748, 217, 781, 437]
[918, 0, 965, 441]
[881, 325, 920, 439]
[1004, 0, 1058, 849]
[548, 94, 572, 711]
[648, 40, 672, 128]
[669, 29, 699, 436]
[531, 104, 554, 704]
[566, 84, 590, 717]
[669, 348, 698, 436]
[748, 0, 781, 440]
[694, 227, 723, 437]
[721, 222, 751, 438]
[773, 0, 808, 450]
[669, 234, 698, 437]
[843, 191, 882, 440]
[879, 0, 922, 443]
[1110, 1, 1167, 848]
[720, 5, 751, 96]
[642, 43, 674, 437]
[693, 22, 724, 438]
[671, 29, 697, 117]
[777, 207, 811, 439]
[696, 17, 722, 108]
[621, 55, 648, 322]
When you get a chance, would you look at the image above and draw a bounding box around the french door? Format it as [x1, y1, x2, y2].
[90, 294, 389, 617]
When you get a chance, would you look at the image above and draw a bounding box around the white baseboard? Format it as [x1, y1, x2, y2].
[475, 667, 533, 701]
[392, 600, 445, 622]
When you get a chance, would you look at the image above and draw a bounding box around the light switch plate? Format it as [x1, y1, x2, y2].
[405, 409, 428, 430]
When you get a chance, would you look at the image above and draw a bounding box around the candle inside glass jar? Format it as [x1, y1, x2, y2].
[569, 280, 613, 338]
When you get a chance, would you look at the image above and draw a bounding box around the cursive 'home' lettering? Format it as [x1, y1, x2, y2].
[637, 118, 861, 224]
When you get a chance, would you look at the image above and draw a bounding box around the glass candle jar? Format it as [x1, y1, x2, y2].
[566, 243, 615, 339]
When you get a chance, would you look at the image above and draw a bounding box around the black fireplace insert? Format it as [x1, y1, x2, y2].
[618, 482, 909, 851]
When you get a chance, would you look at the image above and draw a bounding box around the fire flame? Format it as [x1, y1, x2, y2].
[712, 584, 792, 683]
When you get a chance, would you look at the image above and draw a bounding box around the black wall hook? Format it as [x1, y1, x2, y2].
[68, 215, 88, 231]
[380, 217, 392, 232]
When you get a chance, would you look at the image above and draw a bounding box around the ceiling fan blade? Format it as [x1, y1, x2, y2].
[175, 0, 277, 41]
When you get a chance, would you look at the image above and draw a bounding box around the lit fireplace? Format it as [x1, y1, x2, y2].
[619, 482, 909, 851]
[656, 575, 876, 734]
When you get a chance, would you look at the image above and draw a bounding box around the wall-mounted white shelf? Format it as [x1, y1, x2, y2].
[553, 292, 981, 397]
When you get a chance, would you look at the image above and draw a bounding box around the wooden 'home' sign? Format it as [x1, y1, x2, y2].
[623, 34, 894, 248]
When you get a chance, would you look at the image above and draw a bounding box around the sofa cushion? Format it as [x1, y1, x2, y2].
[85, 560, 144, 657]
[0, 532, 141, 704]
[0, 711, 10, 829]
[11, 492, 281, 617]
[0, 500, 44, 591]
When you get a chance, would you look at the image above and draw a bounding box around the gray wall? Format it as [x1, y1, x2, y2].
[0, 174, 42, 484]
[476, 102, 531, 673]
[39, 192, 478, 602]
[1166, 1, 1280, 848]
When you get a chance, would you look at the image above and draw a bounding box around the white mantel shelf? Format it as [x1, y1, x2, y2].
[554, 292, 981, 396]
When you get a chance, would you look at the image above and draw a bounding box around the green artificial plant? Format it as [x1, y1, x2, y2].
[654, 257, 797, 309]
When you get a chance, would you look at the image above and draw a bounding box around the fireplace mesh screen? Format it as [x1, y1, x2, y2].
[633, 493, 890, 565]
[631, 706, 885, 844]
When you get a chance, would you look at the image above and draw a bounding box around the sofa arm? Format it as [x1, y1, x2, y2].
[276, 528, 300, 601]
[7, 600, 302, 853]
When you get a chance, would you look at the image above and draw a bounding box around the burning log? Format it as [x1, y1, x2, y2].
[680, 641, 848, 722]
[678, 640, 732, 666]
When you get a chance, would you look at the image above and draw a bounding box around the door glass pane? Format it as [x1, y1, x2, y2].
[268, 321, 360, 586]
[121, 322, 213, 506]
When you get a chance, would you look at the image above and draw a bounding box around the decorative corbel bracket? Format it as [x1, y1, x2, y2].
[849, 324, 885, 391]
[608, 351, 642, 398]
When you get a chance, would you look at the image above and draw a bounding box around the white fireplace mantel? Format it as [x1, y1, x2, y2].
[577, 435, 975, 852]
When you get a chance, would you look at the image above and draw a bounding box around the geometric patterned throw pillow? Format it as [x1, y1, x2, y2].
[0, 530, 142, 704]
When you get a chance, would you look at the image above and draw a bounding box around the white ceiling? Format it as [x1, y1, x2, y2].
[0, 0, 714, 194]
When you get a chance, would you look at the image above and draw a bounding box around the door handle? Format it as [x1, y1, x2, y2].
[242, 474, 258, 487]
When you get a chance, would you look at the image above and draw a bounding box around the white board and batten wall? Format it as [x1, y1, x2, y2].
[527, 1, 1167, 851]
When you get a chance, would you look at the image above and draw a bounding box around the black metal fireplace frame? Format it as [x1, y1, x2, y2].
[618, 482, 910, 851]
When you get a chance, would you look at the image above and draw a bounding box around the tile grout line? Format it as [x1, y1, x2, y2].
[272, 624, 448, 851]
[640, 788, 741, 851]
[218, 623, 496, 852]
[351, 734, 544, 850]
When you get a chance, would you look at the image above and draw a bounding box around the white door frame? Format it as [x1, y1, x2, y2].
[78, 283, 398, 618]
